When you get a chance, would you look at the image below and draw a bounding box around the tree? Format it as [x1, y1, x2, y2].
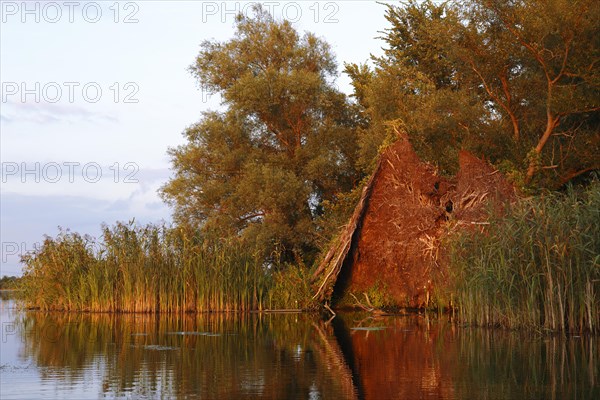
[347, 0, 599, 188]
[461, 0, 600, 186]
[160, 5, 360, 265]
[346, 0, 501, 175]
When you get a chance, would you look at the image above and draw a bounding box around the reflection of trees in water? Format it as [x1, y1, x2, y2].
[15, 311, 599, 399]
[0, 290, 21, 301]
[16, 312, 357, 399]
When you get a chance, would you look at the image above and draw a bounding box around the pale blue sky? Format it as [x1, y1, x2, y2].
[1, 1, 395, 276]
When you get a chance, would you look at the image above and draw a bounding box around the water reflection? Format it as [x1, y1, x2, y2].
[1, 298, 598, 399]
[334, 315, 456, 399]
[12, 311, 357, 399]
[335, 314, 599, 400]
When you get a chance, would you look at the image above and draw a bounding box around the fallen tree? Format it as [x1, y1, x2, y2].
[312, 133, 515, 308]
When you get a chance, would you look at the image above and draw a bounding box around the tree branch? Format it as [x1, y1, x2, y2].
[560, 166, 600, 186]
[468, 59, 520, 141]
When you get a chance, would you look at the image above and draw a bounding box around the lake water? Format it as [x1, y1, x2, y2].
[0, 293, 598, 399]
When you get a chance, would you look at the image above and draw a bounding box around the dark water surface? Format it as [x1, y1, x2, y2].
[0, 294, 598, 399]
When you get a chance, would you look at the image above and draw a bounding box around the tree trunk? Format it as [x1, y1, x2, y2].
[525, 111, 559, 183]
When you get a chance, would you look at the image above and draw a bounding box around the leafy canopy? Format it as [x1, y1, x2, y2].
[346, 0, 599, 188]
[160, 5, 360, 264]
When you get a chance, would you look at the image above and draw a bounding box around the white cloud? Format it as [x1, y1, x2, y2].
[1, 100, 119, 125]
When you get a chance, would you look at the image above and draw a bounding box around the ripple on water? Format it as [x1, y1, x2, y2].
[142, 345, 179, 351]
[166, 331, 222, 336]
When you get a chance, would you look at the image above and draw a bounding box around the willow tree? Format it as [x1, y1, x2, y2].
[161, 6, 360, 264]
[463, 0, 600, 186]
[347, 0, 599, 188]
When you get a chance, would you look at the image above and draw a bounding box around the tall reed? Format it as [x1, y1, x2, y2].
[20, 223, 273, 312]
[449, 182, 600, 333]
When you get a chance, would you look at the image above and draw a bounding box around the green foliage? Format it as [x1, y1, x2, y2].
[20, 223, 272, 312]
[347, 0, 599, 186]
[448, 181, 600, 332]
[20, 221, 336, 312]
[18, 2, 600, 319]
[363, 281, 394, 309]
[160, 5, 361, 265]
[314, 177, 365, 252]
[268, 264, 316, 310]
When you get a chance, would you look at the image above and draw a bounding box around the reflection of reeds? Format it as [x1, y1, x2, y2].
[16, 311, 355, 399]
[450, 328, 599, 400]
[13, 310, 598, 399]
[449, 183, 600, 333]
[20, 223, 270, 312]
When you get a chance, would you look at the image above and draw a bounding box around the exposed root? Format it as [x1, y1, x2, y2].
[350, 292, 374, 312]
[324, 302, 336, 317]
[311, 140, 515, 308]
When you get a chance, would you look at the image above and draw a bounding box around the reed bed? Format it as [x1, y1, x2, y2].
[20, 223, 273, 312]
[449, 181, 600, 333]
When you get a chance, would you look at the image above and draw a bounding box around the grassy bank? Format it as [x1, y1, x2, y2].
[20, 223, 303, 312]
[449, 181, 600, 333]
[20, 183, 600, 331]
